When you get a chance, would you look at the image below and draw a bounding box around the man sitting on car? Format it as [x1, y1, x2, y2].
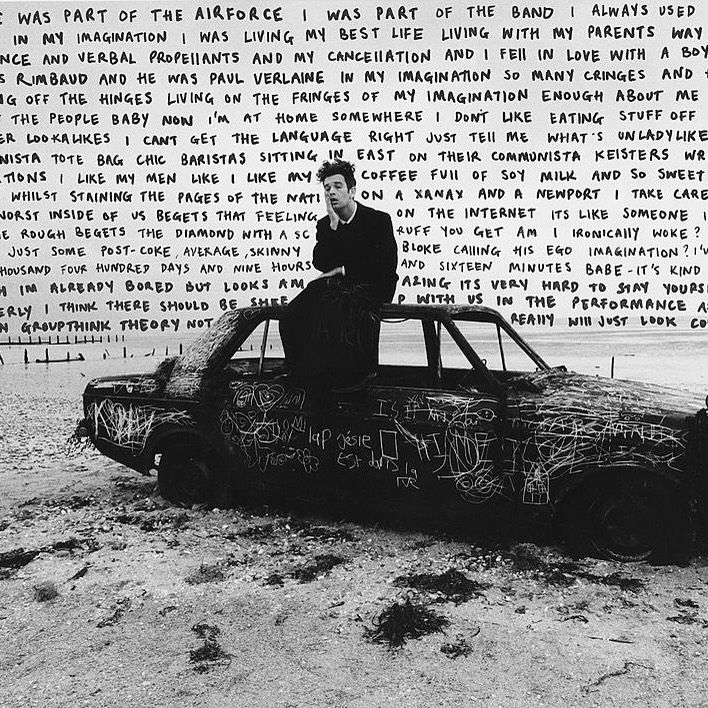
[279, 158, 398, 388]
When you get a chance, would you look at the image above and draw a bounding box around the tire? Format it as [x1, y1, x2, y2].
[158, 440, 232, 508]
[561, 470, 693, 565]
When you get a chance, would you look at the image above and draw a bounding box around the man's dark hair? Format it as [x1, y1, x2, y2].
[316, 159, 356, 189]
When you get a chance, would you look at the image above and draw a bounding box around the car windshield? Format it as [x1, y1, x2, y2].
[176, 310, 252, 372]
[446, 315, 548, 374]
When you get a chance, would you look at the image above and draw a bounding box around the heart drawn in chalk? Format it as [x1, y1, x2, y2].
[253, 384, 284, 411]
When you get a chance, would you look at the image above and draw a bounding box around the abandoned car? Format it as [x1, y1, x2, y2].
[76, 304, 708, 563]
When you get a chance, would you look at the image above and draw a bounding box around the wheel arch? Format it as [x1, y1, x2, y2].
[553, 459, 690, 509]
[143, 424, 220, 470]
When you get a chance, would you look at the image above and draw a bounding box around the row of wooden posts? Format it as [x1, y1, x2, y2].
[0, 334, 126, 347]
[1, 342, 184, 366]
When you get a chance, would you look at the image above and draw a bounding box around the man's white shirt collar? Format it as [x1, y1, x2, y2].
[340, 202, 358, 225]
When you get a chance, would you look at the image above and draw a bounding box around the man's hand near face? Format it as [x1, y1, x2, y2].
[326, 192, 340, 231]
[317, 266, 344, 279]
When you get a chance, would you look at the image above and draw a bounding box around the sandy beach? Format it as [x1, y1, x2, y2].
[2, 335, 708, 706]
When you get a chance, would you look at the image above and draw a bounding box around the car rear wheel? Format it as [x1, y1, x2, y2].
[158, 440, 232, 508]
[561, 470, 692, 564]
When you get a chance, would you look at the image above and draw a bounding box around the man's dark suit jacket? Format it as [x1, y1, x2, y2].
[311, 202, 398, 302]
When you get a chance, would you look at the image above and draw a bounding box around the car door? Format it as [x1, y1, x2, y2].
[328, 315, 505, 509]
[446, 314, 553, 506]
[215, 314, 335, 500]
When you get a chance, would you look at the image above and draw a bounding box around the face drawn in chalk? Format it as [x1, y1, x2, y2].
[220, 379, 317, 475]
[454, 465, 505, 504]
[230, 381, 306, 412]
[88, 399, 193, 453]
[436, 423, 501, 504]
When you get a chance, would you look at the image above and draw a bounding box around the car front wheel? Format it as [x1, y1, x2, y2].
[561, 470, 692, 564]
[158, 440, 230, 508]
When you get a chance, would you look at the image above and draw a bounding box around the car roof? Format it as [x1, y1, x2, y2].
[226, 303, 503, 321]
[176, 303, 507, 373]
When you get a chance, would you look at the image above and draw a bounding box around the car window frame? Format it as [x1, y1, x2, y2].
[377, 314, 503, 395]
[194, 306, 550, 392]
[442, 312, 549, 390]
[438, 316, 502, 394]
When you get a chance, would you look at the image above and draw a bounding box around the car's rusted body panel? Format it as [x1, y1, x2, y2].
[81, 305, 707, 518]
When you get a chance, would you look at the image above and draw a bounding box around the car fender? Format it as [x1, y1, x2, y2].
[142, 423, 216, 471]
[144, 420, 251, 474]
[552, 459, 690, 509]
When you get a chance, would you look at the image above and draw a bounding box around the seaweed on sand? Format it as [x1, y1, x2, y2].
[393, 568, 490, 605]
[593, 572, 644, 593]
[264, 572, 285, 586]
[0, 548, 40, 570]
[190, 623, 231, 673]
[505, 543, 644, 592]
[440, 630, 480, 658]
[666, 612, 708, 628]
[33, 581, 59, 602]
[97, 598, 131, 628]
[185, 563, 227, 585]
[291, 554, 346, 583]
[0, 538, 98, 575]
[239, 523, 276, 540]
[365, 599, 449, 649]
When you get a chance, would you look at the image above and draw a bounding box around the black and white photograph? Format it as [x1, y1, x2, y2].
[2, 1, 708, 705]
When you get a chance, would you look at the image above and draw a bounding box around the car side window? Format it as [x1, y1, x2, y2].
[378, 318, 428, 367]
[441, 320, 538, 374]
[227, 319, 285, 375]
[376, 318, 435, 387]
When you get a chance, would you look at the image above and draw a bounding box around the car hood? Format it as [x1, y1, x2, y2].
[85, 372, 162, 397]
[506, 369, 705, 425]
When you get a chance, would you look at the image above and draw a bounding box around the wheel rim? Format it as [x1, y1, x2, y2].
[588, 479, 657, 562]
[164, 448, 214, 505]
